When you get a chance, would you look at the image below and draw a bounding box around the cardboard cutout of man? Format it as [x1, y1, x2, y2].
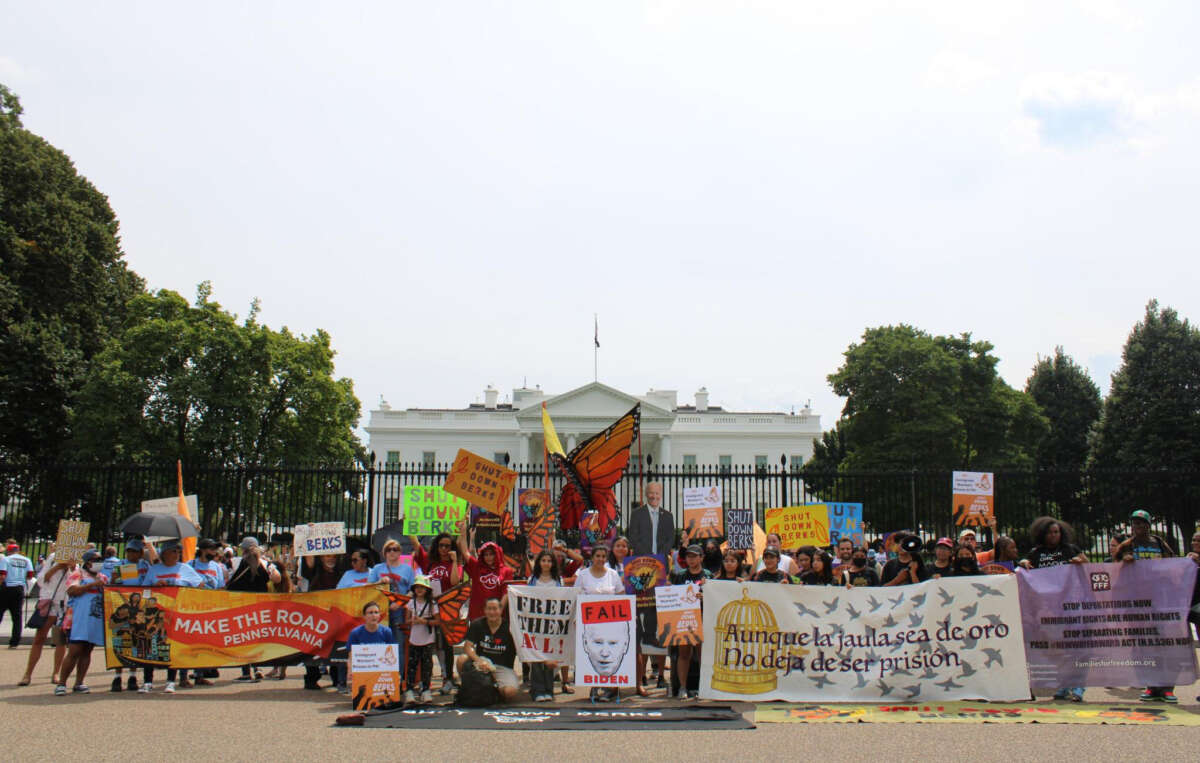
[628, 482, 675, 557]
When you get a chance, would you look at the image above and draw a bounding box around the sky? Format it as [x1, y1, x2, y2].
[4, 1, 1199, 437]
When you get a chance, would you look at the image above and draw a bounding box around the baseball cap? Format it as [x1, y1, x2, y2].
[198, 538, 219, 550]
[5, 543, 18, 552]
[762, 546, 781, 559]
[125, 538, 146, 552]
[936, 537, 954, 549]
[684, 544, 703, 556]
[1130, 509, 1152, 522]
[957, 529, 976, 540]
[159, 539, 183, 553]
[81, 549, 102, 564]
[240, 536, 260, 551]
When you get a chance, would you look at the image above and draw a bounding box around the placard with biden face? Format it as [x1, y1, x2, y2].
[575, 595, 637, 689]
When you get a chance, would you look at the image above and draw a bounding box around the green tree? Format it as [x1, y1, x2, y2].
[1025, 347, 1102, 524]
[1090, 301, 1200, 541]
[0, 84, 144, 463]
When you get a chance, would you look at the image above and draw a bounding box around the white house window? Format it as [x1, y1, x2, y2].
[790, 455, 803, 473]
[422, 451, 436, 468]
[493, 452, 507, 465]
[754, 455, 768, 474]
[682, 455, 697, 472]
[385, 451, 400, 468]
[719, 455, 732, 474]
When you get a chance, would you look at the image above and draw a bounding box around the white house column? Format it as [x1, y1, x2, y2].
[659, 435, 671, 465]
[567, 433, 577, 452]
[518, 433, 531, 465]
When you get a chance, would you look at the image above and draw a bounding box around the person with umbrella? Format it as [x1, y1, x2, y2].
[137, 539, 204, 694]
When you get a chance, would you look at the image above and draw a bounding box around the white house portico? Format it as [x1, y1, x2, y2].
[365, 382, 822, 470]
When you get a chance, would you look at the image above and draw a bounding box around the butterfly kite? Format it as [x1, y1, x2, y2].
[381, 582, 471, 645]
[497, 500, 559, 576]
[542, 402, 640, 532]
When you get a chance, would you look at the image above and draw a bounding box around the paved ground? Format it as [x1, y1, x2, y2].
[4, 646, 1200, 762]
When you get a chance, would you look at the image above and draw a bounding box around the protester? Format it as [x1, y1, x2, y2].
[337, 550, 372, 588]
[19, 554, 71, 687]
[882, 535, 928, 586]
[1115, 509, 1178, 703]
[0, 540, 34, 648]
[550, 538, 580, 692]
[953, 546, 982, 576]
[54, 550, 107, 696]
[755, 533, 795, 574]
[1018, 517, 1087, 701]
[405, 575, 438, 705]
[958, 527, 995, 564]
[752, 547, 791, 583]
[669, 544, 712, 699]
[715, 550, 748, 581]
[526, 551, 561, 702]
[833, 538, 854, 568]
[930, 538, 955, 578]
[139, 540, 205, 693]
[793, 546, 815, 580]
[992, 536, 1020, 566]
[1109, 534, 1129, 562]
[108, 538, 151, 691]
[370, 539, 416, 656]
[190, 539, 227, 590]
[840, 547, 880, 587]
[457, 524, 513, 619]
[228, 537, 281, 683]
[802, 551, 834, 585]
[574, 543, 624, 702]
[702, 539, 723, 575]
[459, 598, 518, 703]
[607, 536, 633, 572]
[299, 553, 344, 690]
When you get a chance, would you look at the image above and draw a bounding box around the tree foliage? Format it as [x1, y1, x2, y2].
[0, 84, 144, 463]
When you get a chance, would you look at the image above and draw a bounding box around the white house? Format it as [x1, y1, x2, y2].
[364, 381, 822, 470]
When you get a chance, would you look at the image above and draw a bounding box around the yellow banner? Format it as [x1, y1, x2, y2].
[763, 505, 829, 548]
[755, 702, 1200, 726]
[103, 584, 388, 669]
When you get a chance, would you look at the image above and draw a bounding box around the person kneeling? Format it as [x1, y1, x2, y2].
[456, 598, 518, 704]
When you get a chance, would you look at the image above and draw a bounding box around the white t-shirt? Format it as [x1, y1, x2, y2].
[756, 553, 795, 575]
[573, 566, 624, 595]
[37, 559, 72, 612]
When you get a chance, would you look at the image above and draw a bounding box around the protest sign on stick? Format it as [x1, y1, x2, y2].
[724, 508, 754, 551]
[350, 643, 403, 711]
[764, 505, 830, 548]
[402, 486, 468, 535]
[293, 522, 346, 557]
[444, 449, 518, 515]
[655, 584, 703, 646]
[952, 471, 994, 526]
[55, 520, 90, 564]
[683, 485, 724, 539]
[575, 595, 637, 689]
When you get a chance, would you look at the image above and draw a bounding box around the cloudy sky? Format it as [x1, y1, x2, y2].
[4, 1, 1198, 437]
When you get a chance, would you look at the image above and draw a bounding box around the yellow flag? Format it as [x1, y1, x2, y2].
[177, 460, 197, 563]
[542, 403, 565, 457]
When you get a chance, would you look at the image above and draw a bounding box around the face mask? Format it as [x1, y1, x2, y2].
[955, 559, 977, 572]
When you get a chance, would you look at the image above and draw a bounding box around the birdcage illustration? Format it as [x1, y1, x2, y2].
[712, 587, 780, 694]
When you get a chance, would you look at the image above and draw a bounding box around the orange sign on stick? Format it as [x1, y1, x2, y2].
[443, 448, 518, 515]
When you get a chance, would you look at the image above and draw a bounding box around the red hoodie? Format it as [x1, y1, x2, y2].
[464, 541, 513, 619]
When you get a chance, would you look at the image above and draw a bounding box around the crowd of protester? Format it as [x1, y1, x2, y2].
[4, 503, 1199, 707]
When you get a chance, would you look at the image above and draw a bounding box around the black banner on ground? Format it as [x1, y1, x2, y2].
[348, 704, 755, 730]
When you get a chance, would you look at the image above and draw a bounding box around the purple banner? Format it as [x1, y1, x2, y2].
[1018, 559, 1198, 687]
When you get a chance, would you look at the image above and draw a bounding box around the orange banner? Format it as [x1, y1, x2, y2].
[103, 584, 387, 669]
[444, 448, 518, 514]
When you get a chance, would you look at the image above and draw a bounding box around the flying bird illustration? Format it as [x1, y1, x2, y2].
[908, 612, 925, 628]
[854, 673, 869, 689]
[902, 684, 922, 699]
[972, 583, 1003, 598]
[916, 641, 933, 654]
[867, 595, 883, 612]
[920, 666, 937, 680]
[823, 597, 840, 614]
[888, 594, 905, 608]
[959, 661, 977, 677]
[984, 614, 1004, 627]
[846, 603, 862, 619]
[961, 633, 979, 650]
[882, 614, 897, 628]
[910, 593, 927, 607]
[934, 642, 951, 657]
[888, 640, 906, 653]
[937, 589, 955, 606]
[809, 674, 835, 689]
[865, 649, 881, 663]
[876, 679, 895, 696]
[794, 602, 821, 618]
[891, 667, 913, 677]
[982, 648, 1003, 668]
[936, 677, 963, 691]
[960, 602, 979, 618]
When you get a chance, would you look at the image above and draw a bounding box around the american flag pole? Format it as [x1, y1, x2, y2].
[593, 314, 599, 381]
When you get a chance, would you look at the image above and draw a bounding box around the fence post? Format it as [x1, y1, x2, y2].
[779, 455, 788, 507]
[366, 452, 377, 534]
[910, 468, 917, 531]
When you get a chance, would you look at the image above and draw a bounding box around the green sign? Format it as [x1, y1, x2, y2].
[402, 486, 469, 535]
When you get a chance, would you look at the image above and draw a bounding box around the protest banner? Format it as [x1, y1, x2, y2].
[350, 643, 403, 711]
[402, 485, 468, 536]
[826, 503, 863, 546]
[764, 505, 830, 549]
[724, 508, 754, 551]
[1018, 559, 1199, 688]
[575, 595, 637, 688]
[55, 519, 90, 564]
[683, 485, 724, 539]
[952, 471, 994, 526]
[444, 448, 518, 515]
[517, 488, 549, 534]
[700, 576, 1029, 702]
[292, 522, 346, 557]
[753, 702, 1200, 726]
[980, 561, 1014, 575]
[103, 584, 387, 669]
[622, 555, 667, 610]
[655, 584, 703, 646]
[508, 585, 576, 663]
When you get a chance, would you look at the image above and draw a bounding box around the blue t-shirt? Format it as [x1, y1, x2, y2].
[141, 561, 205, 588]
[100, 555, 122, 580]
[368, 562, 414, 595]
[190, 559, 226, 590]
[2, 553, 32, 588]
[346, 624, 396, 647]
[337, 570, 372, 589]
[67, 569, 108, 646]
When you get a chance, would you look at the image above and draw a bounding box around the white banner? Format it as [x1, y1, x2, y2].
[700, 577, 1029, 702]
[293, 522, 347, 557]
[575, 595, 637, 689]
[508, 585, 576, 664]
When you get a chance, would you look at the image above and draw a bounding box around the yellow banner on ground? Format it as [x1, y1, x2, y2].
[103, 584, 388, 669]
[754, 702, 1200, 726]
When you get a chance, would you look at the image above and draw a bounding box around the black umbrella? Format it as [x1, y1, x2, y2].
[370, 521, 415, 556]
[118, 512, 199, 539]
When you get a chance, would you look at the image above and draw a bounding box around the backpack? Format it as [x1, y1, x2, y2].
[455, 660, 500, 707]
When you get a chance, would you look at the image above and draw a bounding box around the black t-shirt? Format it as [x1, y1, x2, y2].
[840, 566, 880, 587]
[882, 559, 929, 585]
[1023, 543, 1083, 569]
[929, 561, 954, 578]
[753, 568, 789, 583]
[465, 617, 516, 669]
[670, 568, 712, 586]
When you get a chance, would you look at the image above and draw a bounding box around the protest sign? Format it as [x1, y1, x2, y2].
[655, 584, 703, 646]
[575, 595, 637, 688]
[622, 555, 667, 610]
[1018, 559, 1199, 688]
[980, 561, 1014, 575]
[55, 519, 90, 564]
[350, 643, 403, 711]
[470, 504, 501, 532]
[444, 449, 518, 515]
[724, 508, 754, 551]
[826, 503, 863, 546]
[764, 505, 830, 549]
[517, 488, 549, 534]
[292, 522, 346, 557]
[700, 576, 1029, 702]
[508, 585, 576, 663]
[580, 510, 616, 551]
[952, 471, 994, 526]
[402, 486, 468, 536]
[683, 485, 723, 539]
[103, 584, 386, 669]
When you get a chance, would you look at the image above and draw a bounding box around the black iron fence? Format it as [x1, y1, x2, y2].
[2, 461, 1198, 565]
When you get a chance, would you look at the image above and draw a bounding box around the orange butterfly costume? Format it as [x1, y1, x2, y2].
[549, 404, 640, 532]
[381, 582, 471, 645]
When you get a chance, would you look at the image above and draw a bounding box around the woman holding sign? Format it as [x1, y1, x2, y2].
[410, 532, 462, 695]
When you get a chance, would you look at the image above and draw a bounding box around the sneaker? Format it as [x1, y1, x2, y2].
[193, 677, 214, 687]
[111, 677, 123, 693]
[164, 682, 176, 694]
[177, 678, 192, 689]
[686, 689, 699, 700]
[126, 676, 138, 691]
[233, 675, 255, 683]
[54, 685, 67, 696]
[1139, 689, 1160, 702]
[337, 684, 350, 695]
[537, 694, 554, 703]
[139, 682, 154, 694]
[1161, 691, 1178, 704]
[1070, 688, 1084, 702]
[73, 685, 90, 694]
[1052, 689, 1069, 701]
[403, 689, 415, 704]
[420, 689, 433, 704]
[438, 681, 457, 696]
[253, 670, 264, 681]
[561, 683, 574, 694]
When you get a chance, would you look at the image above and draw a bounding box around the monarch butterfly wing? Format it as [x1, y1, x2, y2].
[436, 583, 471, 645]
[500, 510, 517, 542]
[552, 455, 589, 531]
[527, 504, 558, 557]
[381, 589, 411, 609]
[562, 405, 640, 532]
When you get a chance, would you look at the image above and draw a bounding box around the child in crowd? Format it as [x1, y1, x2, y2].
[405, 576, 438, 705]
